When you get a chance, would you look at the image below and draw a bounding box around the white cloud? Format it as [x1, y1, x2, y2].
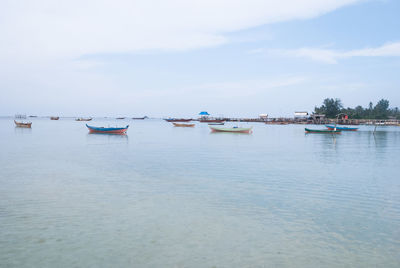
[111, 75, 308, 100]
[261, 42, 400, 64]
[0, 0, 362, 61]
[0, 0, 372, 115]
[185, 76, 308, 97]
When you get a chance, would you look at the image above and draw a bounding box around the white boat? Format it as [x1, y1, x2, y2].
[209, 126, 252, 133]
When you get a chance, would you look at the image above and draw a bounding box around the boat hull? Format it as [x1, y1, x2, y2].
[86, 124, 129, 134]
[265, 122, 289, 125]
[50, 117, 59, 120]
[173, 123, 195, 127]
[200, 119, 225, 123]
[165, 119, 192, 122]
[209, 126, 252, 133]
[325, 125, 358, 131]
[208, 122, 225, 125]
[14, 120, 32, 128]
[305, 128, 341, 134]
[76, 118, 92, 121]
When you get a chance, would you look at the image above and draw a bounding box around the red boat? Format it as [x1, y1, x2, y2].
[86, 124, 129, 134]
[164, 118, 192, 122]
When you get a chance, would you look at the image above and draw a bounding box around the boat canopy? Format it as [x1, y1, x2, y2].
[199, 111, 210, 116]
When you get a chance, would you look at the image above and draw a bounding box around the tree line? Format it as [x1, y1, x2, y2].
[314, 98, 400, 119]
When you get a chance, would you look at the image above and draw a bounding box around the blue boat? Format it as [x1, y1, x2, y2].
[325, 125, 358, 131]
[86, 124, 129, 134]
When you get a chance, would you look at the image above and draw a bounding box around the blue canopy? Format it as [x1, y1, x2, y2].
[199, 111, 209, 115]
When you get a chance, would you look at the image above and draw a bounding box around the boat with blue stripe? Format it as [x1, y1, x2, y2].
[86, 124, 129, 134]
[325, 125, 358, 131]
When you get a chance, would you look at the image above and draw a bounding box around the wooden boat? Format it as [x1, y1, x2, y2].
[208, 122, 225, 125]
[76, 118, 92, 121]
[305, 128, 341, 134]
[14, 120, 32, 128]
[200, 119, 225, 123]
[86, 124, 129, 134]
[164, 118, 192, 122]
[50, 116, 59, 120]
[132, 116, 147, 120]
[209, 126, 252, 133]
[265, 121, 289, 125]
[173, 123, 195, 127]
[325, 125, 358, 131]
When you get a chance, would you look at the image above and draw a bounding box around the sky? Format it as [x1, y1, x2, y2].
[0, 0, 399, 118]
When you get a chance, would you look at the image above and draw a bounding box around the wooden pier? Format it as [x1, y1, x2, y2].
[195, 117, 400, 126]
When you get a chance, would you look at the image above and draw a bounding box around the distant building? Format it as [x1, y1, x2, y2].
[294, 111, 308, 118]
[259, 114, 268, 120]
[310, 114, 326, 123]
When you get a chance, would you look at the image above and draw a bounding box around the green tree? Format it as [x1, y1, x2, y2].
[354, 105, 364, 119]
[367, 102, 374, 118]
[373, 99, 389, 119]
[314, 98, 343, 118]
[392, 107, 400, 119]
[314, 98, 399, 119]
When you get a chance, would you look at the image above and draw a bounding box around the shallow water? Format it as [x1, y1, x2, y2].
[1, 118, 399, 267]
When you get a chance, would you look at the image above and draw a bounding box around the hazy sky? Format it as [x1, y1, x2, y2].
[1, 0, 399, 117]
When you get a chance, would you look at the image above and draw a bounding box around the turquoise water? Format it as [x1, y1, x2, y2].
[0, 118, 399, 267]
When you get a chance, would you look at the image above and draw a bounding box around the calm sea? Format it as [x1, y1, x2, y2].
[0, 118, 399, 267]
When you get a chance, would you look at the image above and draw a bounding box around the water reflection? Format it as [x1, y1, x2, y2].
[14, 127, 32, 135]
[209, 131, 252, 135]
[2, 119, 400, 268]
[370, 130, 392, 151]
[86, 133, 129, 145]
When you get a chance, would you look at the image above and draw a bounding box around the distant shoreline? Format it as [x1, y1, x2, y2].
[5, 116, 400, 126]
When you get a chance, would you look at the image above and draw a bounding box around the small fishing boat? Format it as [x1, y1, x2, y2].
[164, 118, 192, 122]
[132, 116, 147, 120]
[173, 123, 195, 127]
[265, 121, 289, 125]
[209, 126, 252, 133]
[208, 122, 225, 125]
[325, 125, 358, 131]
[86, 124, 129, 134]
[76, 118, 92, 121]
[14, 120, 32, 128]
[305, 128, 341, 134]
[200, 119, 225, 123]
[50, 116, 59, 120]
[116, 117, 126, 120]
